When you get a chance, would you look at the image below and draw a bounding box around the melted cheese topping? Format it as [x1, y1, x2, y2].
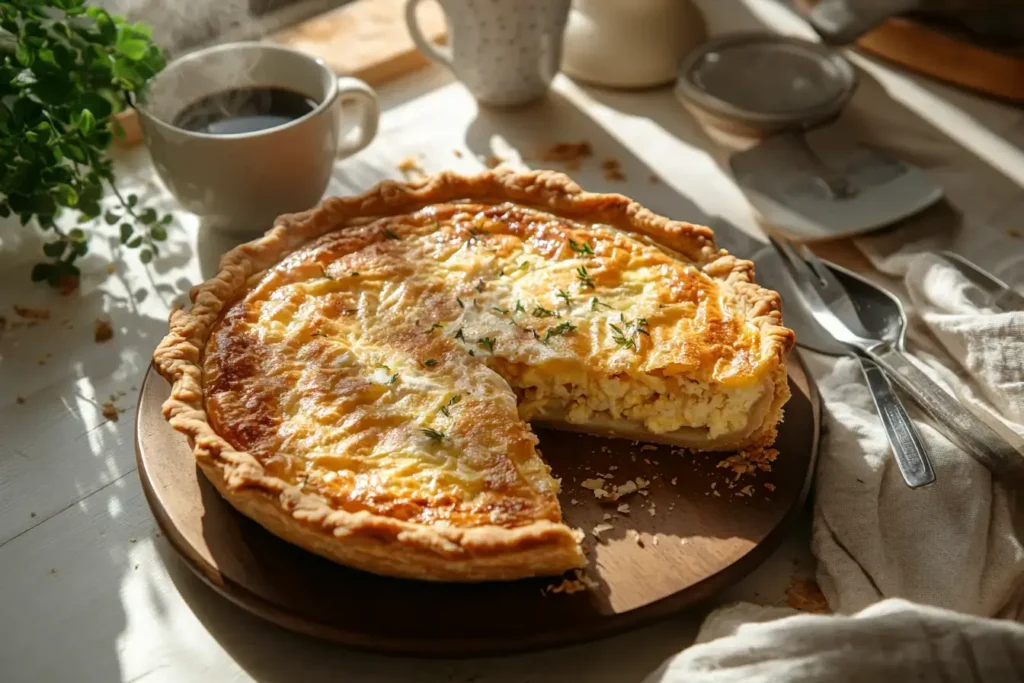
[204, 203, 779, 530]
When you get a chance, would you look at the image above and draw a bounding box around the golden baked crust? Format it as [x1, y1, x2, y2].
[153, 170, 794, 581]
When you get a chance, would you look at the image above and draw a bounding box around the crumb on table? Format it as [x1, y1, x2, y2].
[539, 142, 593, 170]
[101, 402, 120, 422]
[785, 577, 831, 614]
[94, 316, 114, 343]
[13, 305, 50, 320]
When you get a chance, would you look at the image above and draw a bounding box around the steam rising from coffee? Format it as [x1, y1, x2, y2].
[98, 0, 262, 124]
[97, 0, 252, 57]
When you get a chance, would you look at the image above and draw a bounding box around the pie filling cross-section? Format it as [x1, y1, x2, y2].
[154, 170, 794, 581]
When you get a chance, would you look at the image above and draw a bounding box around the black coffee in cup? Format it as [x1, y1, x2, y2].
[173, 86, 318, 135]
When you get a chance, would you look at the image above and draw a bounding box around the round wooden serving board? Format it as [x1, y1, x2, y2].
[136, 359, 819, 656]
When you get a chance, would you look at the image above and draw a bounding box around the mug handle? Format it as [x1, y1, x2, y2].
[405, 0, 452, 68]
[335, 76, 380, 159]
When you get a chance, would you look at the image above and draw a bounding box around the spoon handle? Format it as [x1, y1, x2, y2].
[869, 344, 1024, 487]
[859, 357, 935, 488]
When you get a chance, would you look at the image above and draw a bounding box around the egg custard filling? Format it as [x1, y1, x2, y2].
[155, 171, 793, 581]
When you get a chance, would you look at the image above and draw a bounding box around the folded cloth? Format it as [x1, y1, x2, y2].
[643, 599, 1024, 683]
[807, 241, 1024, 619]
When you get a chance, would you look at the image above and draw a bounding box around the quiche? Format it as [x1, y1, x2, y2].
[154, 170, 794, 582]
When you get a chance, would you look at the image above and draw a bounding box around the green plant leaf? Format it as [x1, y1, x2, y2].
[78, 109, 95, 135]
[55, 183, 79, 206]
[68, 228, 86, 242]
[116, 38, 148, 61]
[31, 263, 54, 282]
[126, 236, 142, 248]
[119, 223, 133, 242]
[43, 241, 66, 257]
[104, 211, 120, 225]
[15, 43, 32, 67]
[126, 194, 137, 208]
[139, 249, 153, 264]
[138, 207, 156, 224]
[149, 225, 167, 241]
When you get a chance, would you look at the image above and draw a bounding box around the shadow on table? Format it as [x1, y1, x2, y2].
[158, 533, 699, 683]
[464, 89, 714, 226]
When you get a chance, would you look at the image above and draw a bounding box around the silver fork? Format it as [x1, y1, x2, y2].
[770, 236, 1024, 487]
[777, 254, 935, 488]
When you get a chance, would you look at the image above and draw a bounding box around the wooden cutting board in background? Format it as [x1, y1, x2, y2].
[271, 0, 446, 84]
[115, 0, 447, 146]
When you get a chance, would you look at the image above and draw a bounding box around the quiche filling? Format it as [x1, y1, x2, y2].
[204, 202, 786, 508]
[158, 171, 794, 581]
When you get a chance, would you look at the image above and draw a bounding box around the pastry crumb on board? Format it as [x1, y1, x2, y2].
[542, 569, 598, 595]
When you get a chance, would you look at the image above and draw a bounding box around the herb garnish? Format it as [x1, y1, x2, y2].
[466, 227, 488, 245]
[568, 238, 595, 256]
[439, 395, 461, 417]
[532, 305, 556, 318]
[423, 359, 439, 367]
[383, 228, 400, 240]
[545, 321, 577, 341]
[514, 300, 526, 314]
[590, 296, 613, 312]
[557, 289, 573, 307]
[610, 315, 650, 351]
[453, 327, 466, 342]
[491, 306, 509, 315]
[457, 297, 465, 309]
[475, 279, 486, 293]
[477, 337, 496, 353]
[576, 266, 595, 289]
[387, 373, 399, 385]
[351, 272, 360, 277]
[427, 322, 444, 334]
[421, 427, 449, 443]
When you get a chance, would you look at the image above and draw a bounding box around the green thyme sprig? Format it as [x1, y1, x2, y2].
[545, 320, 577, 341]
[421, 427, 449, 443]
[568, 238, 595, 256]
[477, 336, 495, 353]
[439, 394, 461, 417]
[609, 315, 651, 352]
[576, 266, 595, 289]
[556, 289, 572, 307]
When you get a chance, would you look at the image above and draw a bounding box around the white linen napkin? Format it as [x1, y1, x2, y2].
[646, 217, 1024, 680]
[644, 599, 1024, 683]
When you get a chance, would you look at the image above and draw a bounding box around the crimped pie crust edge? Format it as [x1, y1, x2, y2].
[152, 169, 794, 581]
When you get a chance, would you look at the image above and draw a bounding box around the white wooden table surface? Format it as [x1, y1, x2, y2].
[4, 2, 1024, 681]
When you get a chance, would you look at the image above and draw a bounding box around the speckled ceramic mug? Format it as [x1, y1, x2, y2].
[406, 0, 571, 107]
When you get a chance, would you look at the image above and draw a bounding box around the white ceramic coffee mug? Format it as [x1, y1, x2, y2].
[406, 0, 571, 107]
[137, 42, 379, 234]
